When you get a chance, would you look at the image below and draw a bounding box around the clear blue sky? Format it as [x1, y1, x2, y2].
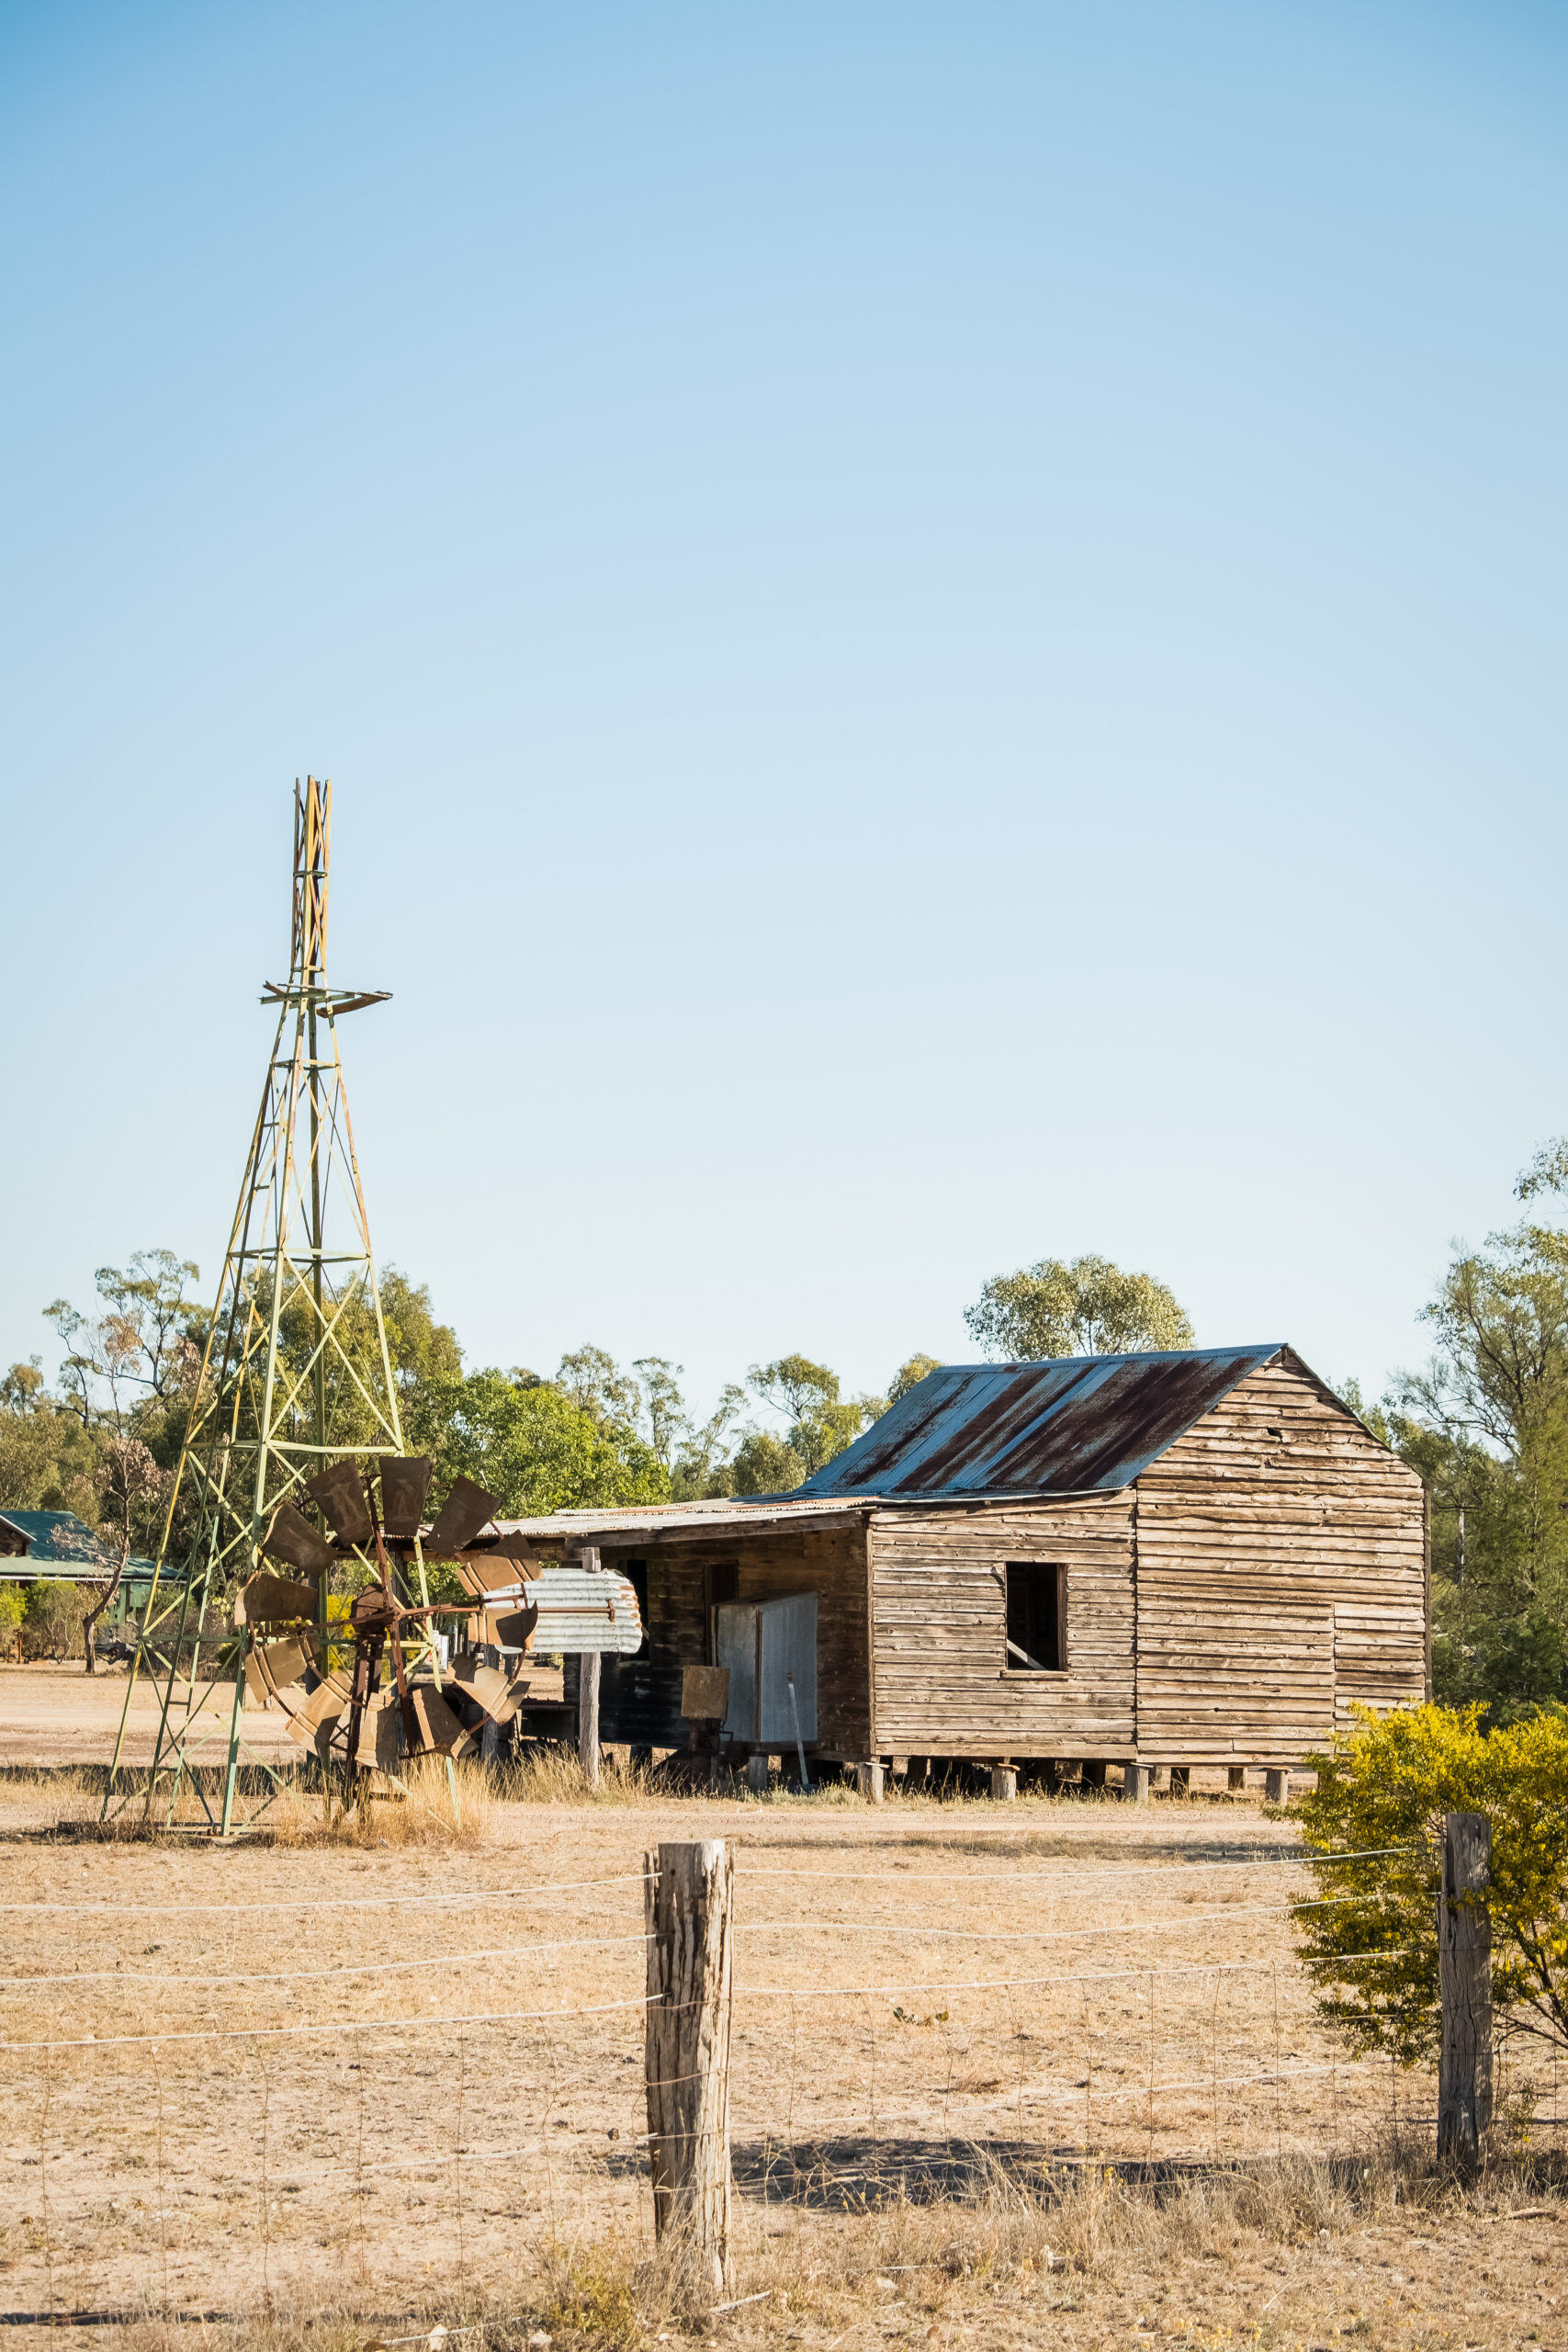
[3, 0, 1565, 1427]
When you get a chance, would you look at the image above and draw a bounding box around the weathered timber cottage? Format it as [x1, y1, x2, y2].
[501, 1346, 1428, 1775]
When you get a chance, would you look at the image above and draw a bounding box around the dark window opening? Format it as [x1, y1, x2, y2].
[1006, 1562, 1064, 1673]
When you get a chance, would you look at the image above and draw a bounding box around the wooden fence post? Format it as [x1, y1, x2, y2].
[1438, 1811, 1494, 2170]
[645, 1839, 734, 2297]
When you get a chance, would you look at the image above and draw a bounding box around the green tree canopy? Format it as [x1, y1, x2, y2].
[1385, 1139, 1568, 1720]
[747, 1354, 872, 1477]
[47, 1250, 205, 1422]
[888, 1352, 942, 1404]
[728, 1430, 807, 1497]
[410, 1367, 670, 1519]
[669, 1382, 748, 1502]
[964, 1254, 1194, 1361]
[0, 1360, 101, 1521]
[554, 1344, 640, 1437]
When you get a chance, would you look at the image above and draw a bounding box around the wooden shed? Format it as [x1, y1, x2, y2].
[503, 1345, 1429, 1775]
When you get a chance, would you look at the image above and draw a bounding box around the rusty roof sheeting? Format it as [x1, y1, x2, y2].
[481, 1497, 867, 1543]
[795, 1346, 1285, 1500]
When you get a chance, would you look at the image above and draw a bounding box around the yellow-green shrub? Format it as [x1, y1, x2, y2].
[1294, 1702, 1568, 2064]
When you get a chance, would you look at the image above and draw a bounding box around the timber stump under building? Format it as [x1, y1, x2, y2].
[499, 1345, 1428, 1774]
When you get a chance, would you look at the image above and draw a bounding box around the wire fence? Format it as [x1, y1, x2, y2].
[1, 1839, 1531, 2324]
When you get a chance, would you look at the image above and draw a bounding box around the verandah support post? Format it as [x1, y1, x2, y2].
[577, 1543, 602, 1790]
[578, 1652, 601, 1788]
[1438, 1811, 1494, 2171]
[645, 1838, 734, 2298]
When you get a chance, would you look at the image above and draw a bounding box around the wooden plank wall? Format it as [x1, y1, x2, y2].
[1134, 1351, 1427, 1763]
[602, 1522, 873, 1759]
[867, 1494, 1135, 1758]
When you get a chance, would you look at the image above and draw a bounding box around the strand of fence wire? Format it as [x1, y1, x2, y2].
[0, 1927, 655, 1988]
[0, 1867, 653, 1917]
[638, 2053, 1389, 2148]
[2, 2034, 1393, 2201]
[0, 1886, 1386, 1991]
[60, 2041, 1370, 2199]
[0, 1842, 1411, 1923]
[0, 1942, 1415, 2052]
[733, 1894, 1381, 1940]
[0, 1993, 654, 2051]
[739, 1845, 1413, 1886]
[0, 1865, 1404, 1995]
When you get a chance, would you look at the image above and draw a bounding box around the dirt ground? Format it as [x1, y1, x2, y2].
[0, 1664, 295, 1769]
[1, 1673, 1564, 2348]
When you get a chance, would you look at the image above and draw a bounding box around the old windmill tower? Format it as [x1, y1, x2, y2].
[104, 780, 641, 1833]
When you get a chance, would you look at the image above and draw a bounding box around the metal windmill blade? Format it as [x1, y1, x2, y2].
[422, 1476, 502, 1558]
[240, 1450, 657, 1788]
[379, 1455, 434, 1540]
[247, 1455, 504, 1786]
[303, 1458, 373, 1547]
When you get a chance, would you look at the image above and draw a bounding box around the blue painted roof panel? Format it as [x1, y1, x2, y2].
[795, 1346, 1285, 1500]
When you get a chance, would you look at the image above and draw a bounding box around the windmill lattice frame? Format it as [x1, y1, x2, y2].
[103, 779, 436, 1832]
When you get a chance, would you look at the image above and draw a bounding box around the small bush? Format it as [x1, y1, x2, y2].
[21, 1579, 85, 1661]
[538, 2245, 639, 2345]
[1293, 1701, 1568, 2066]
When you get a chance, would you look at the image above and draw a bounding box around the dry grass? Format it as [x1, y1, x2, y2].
[0, 1761, 100, 1799]
[263, 1757, 500, 1849]
[37, 1758, 501, 1849]
[494, 1749, 874, 1810]
[498, 1745, 661, 1806]
[67, 2152, 1568, 2349]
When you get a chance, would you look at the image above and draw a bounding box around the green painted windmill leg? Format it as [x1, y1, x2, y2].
[219, 1638, 249, 1836]
[104, 1645, 144, 1811]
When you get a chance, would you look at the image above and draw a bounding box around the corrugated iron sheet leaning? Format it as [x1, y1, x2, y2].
[241, 1453, 642, 1799]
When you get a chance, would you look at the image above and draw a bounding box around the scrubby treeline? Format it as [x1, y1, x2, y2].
[9, 1168, 1568, 1726]
[0, 1250, 948, 1582]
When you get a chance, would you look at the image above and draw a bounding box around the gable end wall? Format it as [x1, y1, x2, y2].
[1131, 1349, 1427, 1761]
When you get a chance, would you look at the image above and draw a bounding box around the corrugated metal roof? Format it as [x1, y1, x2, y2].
[795, 1346, 1285, 1500]
[0, 1511, 166, 1582]
[0, 1510, 108, 1566]
[487, 1497, 863, 1543]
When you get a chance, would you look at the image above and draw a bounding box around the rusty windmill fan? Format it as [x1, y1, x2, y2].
[236, 1456, 547, 1799]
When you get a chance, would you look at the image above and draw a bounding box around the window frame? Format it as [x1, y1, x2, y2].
[1002, 1560, 1067, 1676]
